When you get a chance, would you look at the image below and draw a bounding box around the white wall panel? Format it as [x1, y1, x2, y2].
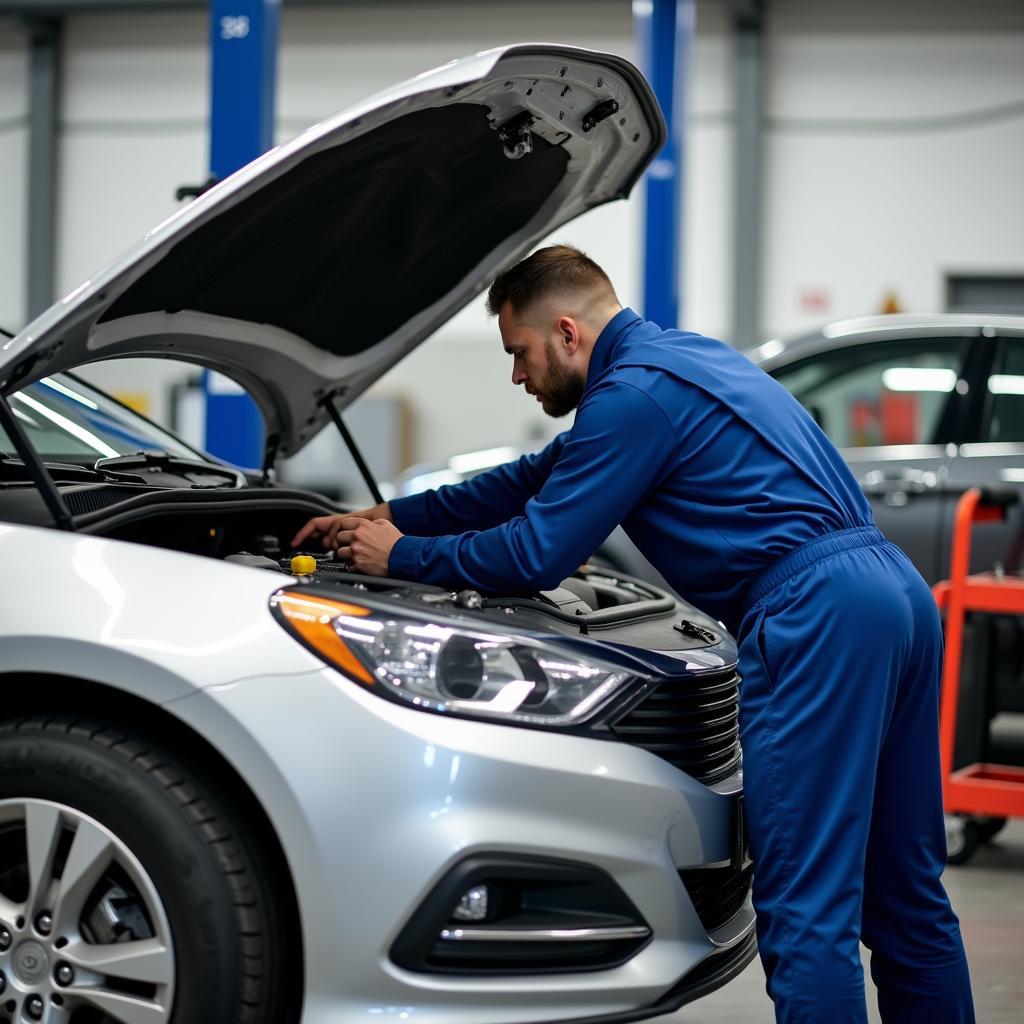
[56, 12, 209, 420]
[761, 3, 1024, 337]
[0, 24, 28, 330]
[57, 11, 209, 293]
[683, 1, 732, 340]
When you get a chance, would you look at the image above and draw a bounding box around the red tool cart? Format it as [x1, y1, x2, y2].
[932, 485, 1024, 864]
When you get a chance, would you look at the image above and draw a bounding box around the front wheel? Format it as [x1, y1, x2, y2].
[0, 717, 290, 1024]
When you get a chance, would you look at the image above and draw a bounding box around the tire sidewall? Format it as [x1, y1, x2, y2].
[0, 726, 245, 1024]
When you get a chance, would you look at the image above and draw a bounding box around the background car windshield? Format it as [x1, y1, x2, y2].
[0, 374, 201, 462]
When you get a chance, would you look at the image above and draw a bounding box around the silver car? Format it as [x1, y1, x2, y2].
[0, 46, 753, 1024]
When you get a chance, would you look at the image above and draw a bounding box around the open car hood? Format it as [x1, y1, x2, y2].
[0, 44, 664, 461]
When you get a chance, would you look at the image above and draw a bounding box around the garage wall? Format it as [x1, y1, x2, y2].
[762, 0, 1024, 338]
[0, 22, 28, 333]
[1, 0, 1023, 468]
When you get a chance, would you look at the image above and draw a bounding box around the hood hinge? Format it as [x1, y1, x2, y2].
[261, 432, 281, 485]
[581, 98, 619, 133]
[496, 110, 536, 160]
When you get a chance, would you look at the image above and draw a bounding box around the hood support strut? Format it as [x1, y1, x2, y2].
[261, 431, 280, 485]
[320, 394, 385, 507]
[0, 396, 74, 531]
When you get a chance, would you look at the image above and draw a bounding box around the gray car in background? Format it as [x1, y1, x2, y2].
[751, 313, 1024, 585]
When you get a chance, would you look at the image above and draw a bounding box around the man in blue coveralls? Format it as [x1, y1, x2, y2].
[292, 245, 975, 1022]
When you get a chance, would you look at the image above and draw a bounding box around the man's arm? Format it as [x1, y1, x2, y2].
[290, 433, 568, 551]
[290, 500, 392, 551]
[388, 432, 569, 536]
[388, 382, 675, 590]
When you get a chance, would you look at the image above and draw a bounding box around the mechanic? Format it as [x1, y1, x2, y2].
[292, 245, 975, 1023]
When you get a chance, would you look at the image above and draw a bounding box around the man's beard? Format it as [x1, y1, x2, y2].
[538, 339, 587, 418]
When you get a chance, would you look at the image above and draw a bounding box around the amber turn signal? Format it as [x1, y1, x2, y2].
[271, 590, 375, 684]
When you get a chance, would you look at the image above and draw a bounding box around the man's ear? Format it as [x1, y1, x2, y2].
[557, 316, 581, 355]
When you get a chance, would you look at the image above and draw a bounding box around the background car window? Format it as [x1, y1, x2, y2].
[985, 338, 1024, 443]
[0, 375, 200, 462]
[771, 339, 967, 448]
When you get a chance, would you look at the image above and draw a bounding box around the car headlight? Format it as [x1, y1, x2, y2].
[270, 589, 634, 727]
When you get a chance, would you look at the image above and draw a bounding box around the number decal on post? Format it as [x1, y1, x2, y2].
[220, 15, 251, 40]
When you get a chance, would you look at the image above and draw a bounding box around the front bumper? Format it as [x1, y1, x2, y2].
[172, 666, 754, 1024]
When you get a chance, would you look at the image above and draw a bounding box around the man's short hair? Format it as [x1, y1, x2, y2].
[485, 244, 617, 318]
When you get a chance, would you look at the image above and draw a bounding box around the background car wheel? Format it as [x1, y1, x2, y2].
[0, 716, 289, 1024]
[945, 814, 978, 865]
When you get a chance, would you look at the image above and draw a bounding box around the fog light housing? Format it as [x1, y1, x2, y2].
[452, 885, 490, 923]
[391, 854, 651, 975]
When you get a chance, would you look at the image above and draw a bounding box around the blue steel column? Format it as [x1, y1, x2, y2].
[203, 0, 279, 468]
[634, 0, 693, 330]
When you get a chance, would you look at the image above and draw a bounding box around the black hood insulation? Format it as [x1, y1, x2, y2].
[101, 104, 569, 359]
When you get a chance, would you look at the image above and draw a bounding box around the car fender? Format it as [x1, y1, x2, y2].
[0, 523, 322, 700]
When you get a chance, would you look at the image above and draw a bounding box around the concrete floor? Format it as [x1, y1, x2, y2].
[666, 820, 1024, 1022]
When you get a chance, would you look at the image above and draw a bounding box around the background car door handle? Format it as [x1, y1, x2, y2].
[860, 469, 941, 506]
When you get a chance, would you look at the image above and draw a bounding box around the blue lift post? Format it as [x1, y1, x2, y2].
[203, 0, 280, 469]
[635, 0, 693, 330]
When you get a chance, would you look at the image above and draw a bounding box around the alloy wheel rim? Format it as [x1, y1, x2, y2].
[0, 799, 174, 1023]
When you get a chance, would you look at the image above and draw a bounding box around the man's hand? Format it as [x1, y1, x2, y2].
[290, 502, 393, 550]
[335, 518, 404, 576]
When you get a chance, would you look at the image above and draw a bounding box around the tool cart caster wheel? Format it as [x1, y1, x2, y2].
[973, 815, 1008, 843]
[945, 814, 978, 865]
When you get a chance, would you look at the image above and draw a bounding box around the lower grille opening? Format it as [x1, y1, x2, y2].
[679, 862, 753, 933]
[428, 930, 646, 972]
[391, 855, 651, 975]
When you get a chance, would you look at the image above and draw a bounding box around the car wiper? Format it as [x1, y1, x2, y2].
[0, 456, 146, 485]
[95, 452, 245, 488]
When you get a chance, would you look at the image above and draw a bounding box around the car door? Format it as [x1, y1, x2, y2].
[944, 328, 1024, 577]
[769, 335, 976, 584]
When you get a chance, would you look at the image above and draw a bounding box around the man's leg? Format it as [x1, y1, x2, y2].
[738, 568, 884, 1021]
[737, 542, 962, 1023]
[860, 551, 974, 1022]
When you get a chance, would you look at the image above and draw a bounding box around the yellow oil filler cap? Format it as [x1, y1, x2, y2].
[290, 555, 317, 576]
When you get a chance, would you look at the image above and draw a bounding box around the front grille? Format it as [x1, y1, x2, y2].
[679, 862, 753, 933]
[610, 671, 741, 785]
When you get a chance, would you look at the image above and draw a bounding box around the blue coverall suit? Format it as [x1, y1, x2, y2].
[387, 308, 975, 1022]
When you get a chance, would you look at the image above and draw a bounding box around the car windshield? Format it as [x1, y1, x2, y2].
[0, 374, 202, 463]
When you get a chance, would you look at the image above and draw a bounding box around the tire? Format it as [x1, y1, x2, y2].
[945, 815, 978, 866]
[0, 716, 289, 1024]
[974, 816, 1008, 844]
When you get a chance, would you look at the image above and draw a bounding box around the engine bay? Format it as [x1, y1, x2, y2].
[0, 476, 730, 656]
